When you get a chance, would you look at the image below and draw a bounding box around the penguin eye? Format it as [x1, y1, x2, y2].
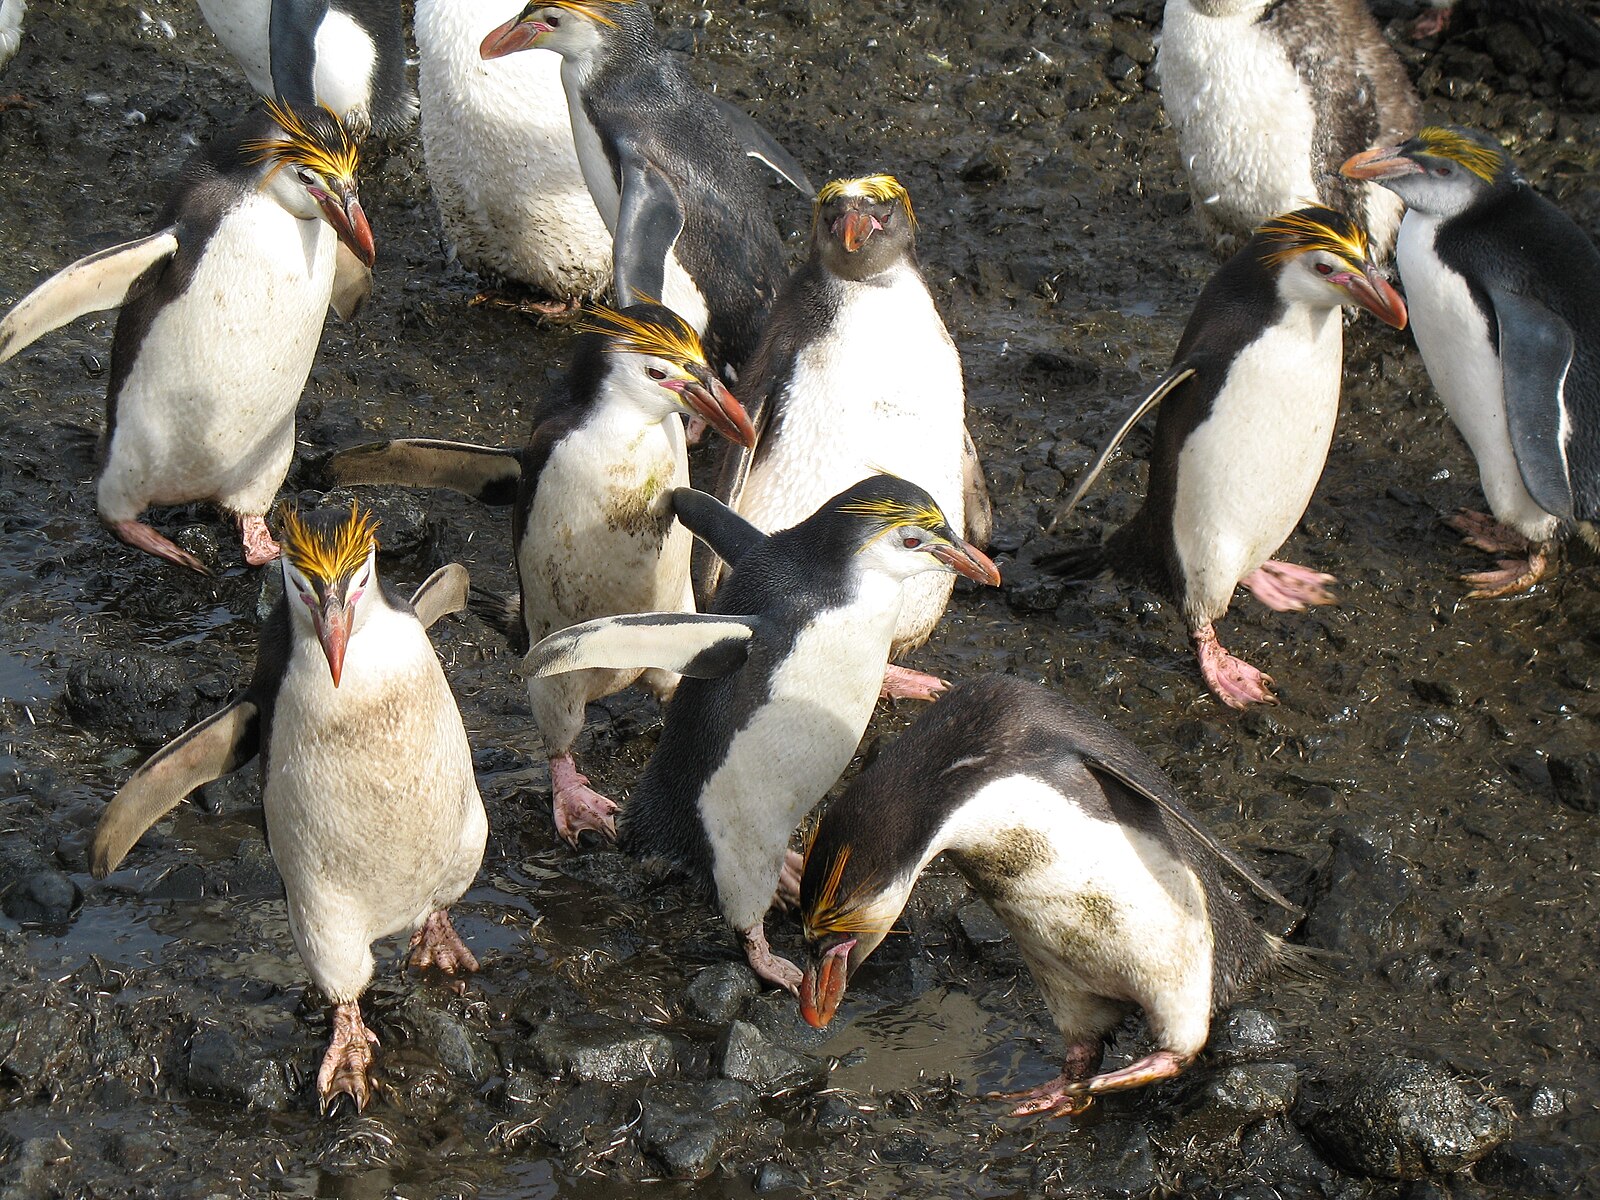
[647, 367, 668, 381]
[296, 169, 315, 186]
[1315, 262, 1333, 276]
[902, 535, 922, 549]
[1433, 166, 1452, 177]
[546, 12, 560, 26]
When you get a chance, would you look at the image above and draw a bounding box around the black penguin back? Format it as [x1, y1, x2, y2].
[332, 0, 416, 135]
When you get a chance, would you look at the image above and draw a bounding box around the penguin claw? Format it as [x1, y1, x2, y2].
[1445, 509, 1531, 557]
[237, 515, 281, 567]
[408, 910, 479, 975]
[1192, 625, 1277, 709]
[1461, 553, 1550, 599]
[317, 1002, 379, 1115]
[108, 519, 212, 575]
[550, 754, 619, 847]
[1241, 560, 1336, 612]
[741, 924, 802, 995]
[880, 663, 949, 702]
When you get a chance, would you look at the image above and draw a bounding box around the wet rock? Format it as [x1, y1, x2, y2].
[143, 862, 205, 901]
[1304, 827, 1415, 957]
[1475, 1138, 1581, 1196]
[498, 1069, 549, 1114]
[64, 650, 232, 744]
[1034, 1122, 1158, 1196]
[639, 1080, 753, 1180]
[511, 974, 585, 1025]
[719, 1020, 823, 1093]
[1, 869, 81, 924]
[1546, 747, 1600, 814]
[541, 1081, 630, 1153]
[1172, 1062, 1300, 1140]
[1308, 1058, 1512, 1179]
[530, 1012, 676, 1083]
[395, 996, 495, 1086]
[744, 991, 835, 1052]
[1205, 1008, 1283, 1063]
[312, 1114, 410, 1174]
[687, 961, 760, 1023]
[959, 143, 1010, 184]
[753, 1162, 806, 1193]
[956, 899, 1009, 949]
[184, 1025, 293, 1112]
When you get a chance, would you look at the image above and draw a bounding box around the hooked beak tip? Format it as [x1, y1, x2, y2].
[480, 17, 537, 59]
[1339, 145, 1417, 182]
[933, 541, 1002, 587]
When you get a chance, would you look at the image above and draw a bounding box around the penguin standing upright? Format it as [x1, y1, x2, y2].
[1343, 127, 1600, 596]
[799, 675, 1299, 1119]
[1041, 207, 1408, 708]
[710, 174, 993, 700]
[478, 0, 814, 375]
[524, 477, 1000, 990]
[326, 304, 756, 845]
[0, 101, 375, 572]
[1157, 0, 1419, 257]
[416, 0, 611, 311]
[90, 506, 487, 1112]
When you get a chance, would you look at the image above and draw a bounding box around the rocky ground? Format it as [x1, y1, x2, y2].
[0, 0, 1597, 1197]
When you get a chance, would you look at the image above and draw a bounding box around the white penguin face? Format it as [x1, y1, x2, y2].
[1381, 165, 1490, 221]
[1185, 0, 1270, 17]
[856, 523, 986, 584]
[282, 546, 378, 687]
[518, 6, 607, 61]
[1275, 249, 1406, 330]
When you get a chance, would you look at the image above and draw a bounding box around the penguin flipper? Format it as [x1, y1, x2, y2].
[962, 425, 994, 549]
[1059, 366, 1197, 520]
[331, 242, 373, 322]
[709, 97, 815, 196]
[0, 228, 178, 363]
[89, 700, 260, 879]
[267, 0, 331, 110]
[524, 613, 756, 681]
[325, 439, 523, 506]
[614, 152, 684, 307]
[409, 563, 471, 629]
[673, 487, 768, 567]
[1495, 288, 1578, 522]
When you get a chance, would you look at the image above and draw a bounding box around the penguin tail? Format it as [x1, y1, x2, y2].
[1266, 936, 1341, 983]
[469, 585, 528, 655]
[1034, 542, 1109, 581]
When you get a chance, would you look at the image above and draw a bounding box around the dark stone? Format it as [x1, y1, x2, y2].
[311, 1113, 410, 1174]
[511, 975, 585, 1026]
[395, 996, 495, 1086]
[1172, 1063, 1300, 1140]
[530, 1012, 676, 1083]
[1304, 827, 1414, 956]
[686, 961, 760, 1024]
[1475, 1139, 1581, 1196]
[1412, 678, 1463, 707]
[1547, 748, 1600, 814]
[64, 650, 231, 745]
[185, 1025, 293, 1112]
[719, 1020, 823, 1093]
[541, 1081, 629, 1153]
[753, 1162, 805, 1193]
[639, 1081, 750, 1180]
[744, 991, 835, 1052]
[142, 863, 205, 901]
[1035, 1122, 1158, 1195]
[1, 869, 81, 925]
[1205, 1008, 1284, 1063]
[956, 900, 1009, 949]
[960, 143, 1011, 183]
[498, 1069, 548, 1114]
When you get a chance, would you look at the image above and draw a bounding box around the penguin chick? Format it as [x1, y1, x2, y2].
[523, 477, 1001, 991]
[799, 674, 1299, 1119]
[1157, 0, 1419, 258]
[479, 0, 814, 375]
[90, 505, 486, 1113]
[709, 174, 993, 702]
[325, 303, 756, 846]
[1040, 207, 1407, 709]
[417, 0, 611, 311]
[1343, 127, 1600, 597]
[0, 100, 375, 574]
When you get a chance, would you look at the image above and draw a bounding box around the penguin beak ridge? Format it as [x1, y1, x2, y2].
[680, 377, 757, 448]
[320, 191, 376, 268]
[931, 540, 1002, 587]
[1339, 145, 1421, 182]
[1339, 266, 1409, 330]
[799, 939, 855, 1028]
[316, 598, 351, 688]
[833, 212, 882, 253]
[480, 17, 544, 59]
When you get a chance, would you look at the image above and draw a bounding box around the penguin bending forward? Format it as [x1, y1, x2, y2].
[709, 174, 993, 700]
[1041, 207, 1407, 708]
[524, 477, 1000, 991]
[90, 506, 486, 1112]
[0, 101, 376, 573]
[326, 304, 756, 846]
[1343, 127, 1600, 596]
[799, 674, 1301, 1119]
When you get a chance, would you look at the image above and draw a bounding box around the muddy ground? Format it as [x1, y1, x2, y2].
[0, 0, 1597, 1196]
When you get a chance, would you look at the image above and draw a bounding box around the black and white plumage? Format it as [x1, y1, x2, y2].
[798, 674, 1296, 1119]
[0, 102, 375, 574]
[1157, 0, 1420, 257]
[1041, 207, 1407, 709]
[709, 174, 992, 699]
[524, 477, 1000, 992]
[196, 0, 416, 137]
[0, 0, 24, 72]
[1344, 127, 1600, 597]
[417, 0, 611, 305]
[479, 0, 814, 375]
[91, 507, 485, 1113]
[326, 304, 755, 847]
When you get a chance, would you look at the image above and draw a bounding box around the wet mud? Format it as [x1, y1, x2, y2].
[0, 0, 1598, 1196]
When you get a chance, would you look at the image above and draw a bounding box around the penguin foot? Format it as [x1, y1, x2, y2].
[880, 663, 949, 702]
[1446, 509, 1530, 556]
[741, 924, 802, 995]
[550, 754, 618, 846]
[1461, 549, 1551, 599]
[237, 515, 281, 566]
[773, 850, 803, 911]
[408, 910, 479, 975]
[990, 1038, 1101, 1118]
[1241, 561, 1336, 612]
[469, 289, 583, 320]
[318, 1001, 379, 1114]
[109, 519, 212, 575]
[1192, 625, 1277, 709]
[1080, 1048, 1191, 1095]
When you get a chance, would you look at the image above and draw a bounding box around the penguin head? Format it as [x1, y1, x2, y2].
[1253, 207, 1408, 329]
[245, 100, 375, 268]
[798, 830, 908, 1028]
[1341, 126, 1520, 220]
[572, 302, 757, 446]
[823, 476, 1001, 587]
[278, 503, 382, 688]
[479, 0, 629, 63]
[814, 175, 918, 281]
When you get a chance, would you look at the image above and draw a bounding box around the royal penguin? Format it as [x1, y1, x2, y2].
[90, 506, 487, 1112]
[1040, 207, 1408, 708]
[195, 0, 416, 138]
[0, 101, 375, 573]
[1344, 127, 1600, 597]
[798, 674, 1301, 1119]
[326, 304, 756, 845]
[479, 0, 815, 375]
[1156, 0, 1419, 257]
[524, 477, 1000, 990]
[416, 0, 611, 313]
[0, 0, 23, 73]
[708, 174, 993, 701]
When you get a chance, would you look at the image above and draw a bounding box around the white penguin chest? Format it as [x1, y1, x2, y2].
[195, 0, 376, 121]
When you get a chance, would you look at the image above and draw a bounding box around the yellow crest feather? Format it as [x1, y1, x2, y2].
[1257, 207, 1371, 269]
[279, 502, 380, 584]
[571, 303, 710, 368]
[801, 844, 901, 939]
[837, 491, 949, 535]
[243, 98, 361, 186]
[816, 174, 917, 229]
[1416, 126, 1507, 183]
[524, 0, 620, 26]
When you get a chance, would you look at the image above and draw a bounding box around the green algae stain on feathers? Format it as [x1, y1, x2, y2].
[604, 462, 674, 538]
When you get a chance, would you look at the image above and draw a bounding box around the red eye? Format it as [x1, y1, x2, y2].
[903, 536, 920, 549]
[1433, 166, 1452, 177]
[1315, 263, 1333, 275]
[647, 367, 667, 381]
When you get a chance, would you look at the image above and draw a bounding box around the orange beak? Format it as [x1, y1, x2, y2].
[832, 211, 882, 253]
[480, 15, 546, 59]
[1340, 145, 1423, 182]
[931, 540, 1002, 587]
[315, 596, 351, 687]
[1338, 265, 1409, 329]
[675, 372, 758, 448]
[317, 189, 376, 268]
[798, 939, 855, 1028]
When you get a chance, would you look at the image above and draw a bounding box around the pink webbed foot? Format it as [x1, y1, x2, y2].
[990, 1039, 1100, 1119]
[772, 850, 803, 912]
[1445, 509, 1531, 556]
[408, 909, 478, 975]
[1241, 560, 1336, 612]
[1192, 623, 1276, 709]
[1411, 5, 1451, 38]
[550, 753, 618, 847]
[1461, 547, 1552, 599]
[469, 290, 583, 320]
[1081, 1049, 1192, 1095]
[742, 923, 802, 995]
[880, 663, 949, 702]
[318, 1001, 380, 1113]
[237, 514, 281, 567]
[108, 519, 212, 575]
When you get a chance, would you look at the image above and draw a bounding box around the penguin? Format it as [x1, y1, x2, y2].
[523, 477, 1000, 990]
[195, 0, 417, 137]
[1156, 0, 1420, 257]
[1040, 207, 1408, 708]
[1342, 127, 1600, 597]
[0, 100, 376, 573]
[90, 505, 487, 1112]
[478, 0, 815, 375]
[0, 0, 23, 74]
[325, 303, 756, 846]
[707, 174, 993, 701]
[1408, 0, 1600, 59]
[798, 674, 1301, 1119]
[416, 0, 612, 312]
